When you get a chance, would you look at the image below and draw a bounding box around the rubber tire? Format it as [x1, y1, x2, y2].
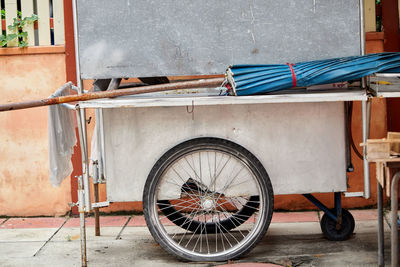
[320, 209, 355, 241]
[157, 195, 259, 233]
[143, 137, 274, 262]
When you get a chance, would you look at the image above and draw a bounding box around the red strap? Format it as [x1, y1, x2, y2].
[286, 63, 297, 88]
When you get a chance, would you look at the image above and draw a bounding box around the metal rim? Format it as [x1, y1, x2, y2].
[150, 146, 267, 258]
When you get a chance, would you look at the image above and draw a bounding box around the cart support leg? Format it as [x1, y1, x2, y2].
[335, 192, 342, 219]
[362, 99, 371, 199]
[94, 183, 100, 236]
[78, 176, 87, 267]
[377, 179, 384, 267]
[302, 194, 337, 221]
[391, 171, 400, 267]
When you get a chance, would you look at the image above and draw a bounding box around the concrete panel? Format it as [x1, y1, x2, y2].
[77, 0, 361, 79]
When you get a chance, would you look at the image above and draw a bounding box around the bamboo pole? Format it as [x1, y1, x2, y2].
[0, 78, 225, 112]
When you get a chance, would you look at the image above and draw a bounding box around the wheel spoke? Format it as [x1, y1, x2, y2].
[171, 166, 201, 200]
[185, 218, 204, 248]
[208, 155, 232, 192]
[221, 165, 245, 193]
[162, 180, 200, 202]
[183, 155, 201, 182]
[215, 203, 247, 239]
[178, 209, 203, 245]
[204, 213, 210, 254]
[157, 201, 200, 222]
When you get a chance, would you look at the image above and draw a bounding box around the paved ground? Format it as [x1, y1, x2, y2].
[0, 210, 392, 266]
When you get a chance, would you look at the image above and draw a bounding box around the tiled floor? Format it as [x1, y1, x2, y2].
[0, 210, 378, 229]
[0, 209, 390, 266]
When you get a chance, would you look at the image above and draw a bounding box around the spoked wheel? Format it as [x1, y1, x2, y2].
[320, 209, 355, 241]
[143, 138, 274, 262]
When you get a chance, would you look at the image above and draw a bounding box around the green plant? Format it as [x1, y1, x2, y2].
[0, 11, 38, 48]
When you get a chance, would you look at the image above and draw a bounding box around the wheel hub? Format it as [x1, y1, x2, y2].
[201, 198, 215, 211]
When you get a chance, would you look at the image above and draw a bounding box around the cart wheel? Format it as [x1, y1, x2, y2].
[143, 137, 274, 262]
[320, 209, 355, 241]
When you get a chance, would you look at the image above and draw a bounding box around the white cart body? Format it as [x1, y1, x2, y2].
[79, 91, 368, 202]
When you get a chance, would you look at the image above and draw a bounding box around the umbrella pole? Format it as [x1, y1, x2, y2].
[0, 78, 225, 112]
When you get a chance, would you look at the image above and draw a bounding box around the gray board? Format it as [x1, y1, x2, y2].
[77, 0, 361, 79]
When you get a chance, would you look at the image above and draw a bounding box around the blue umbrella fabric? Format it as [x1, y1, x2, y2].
[226, 52, 400, 96]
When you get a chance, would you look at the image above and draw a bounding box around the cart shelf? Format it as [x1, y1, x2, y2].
[78, 89, 368, 109]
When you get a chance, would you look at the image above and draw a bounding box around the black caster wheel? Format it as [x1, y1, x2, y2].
[320, 209, 355, 241]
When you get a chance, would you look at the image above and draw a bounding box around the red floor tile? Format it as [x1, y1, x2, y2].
[64, 216, 129, 228]
[127, 216, 147, 227]
[349, 209, 377, 221]
[271, 211, 319, 223]
[0, 217, 66, 229]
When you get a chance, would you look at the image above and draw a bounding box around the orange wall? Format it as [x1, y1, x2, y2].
[0, 52, 71, 216]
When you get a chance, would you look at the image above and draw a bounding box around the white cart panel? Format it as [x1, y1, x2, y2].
[102, 101, 346, 202]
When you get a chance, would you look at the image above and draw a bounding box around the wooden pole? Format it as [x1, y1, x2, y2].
[0, 78, 225, 112]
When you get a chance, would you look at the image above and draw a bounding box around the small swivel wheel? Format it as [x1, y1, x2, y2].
[320, 209, 355, 241]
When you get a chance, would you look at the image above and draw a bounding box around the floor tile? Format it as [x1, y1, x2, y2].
[271, 211, 319, 223]
[64, 216, 129, 228]
[0, 217, 66, 229]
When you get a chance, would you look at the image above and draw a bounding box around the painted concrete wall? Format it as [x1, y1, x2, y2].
[0, 53, 71, 216]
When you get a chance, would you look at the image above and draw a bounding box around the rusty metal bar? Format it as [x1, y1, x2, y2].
[94, 183, 100, 236]
[0, 78, 225, 112]
[77, 175, 87, 267]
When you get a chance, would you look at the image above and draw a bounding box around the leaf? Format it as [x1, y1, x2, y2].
[18, 31, 28, 38]
[0, 36, 6, 46]
[8, 24, 17, 31]
[18, 41, 28, 48]
[25, 14, 38, 23]
[6, 34, 17, 41]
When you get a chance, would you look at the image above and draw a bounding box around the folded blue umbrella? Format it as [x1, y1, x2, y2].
[226, 52, 400, 96]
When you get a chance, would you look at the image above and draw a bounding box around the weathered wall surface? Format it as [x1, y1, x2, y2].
[0, 52, 71, 216]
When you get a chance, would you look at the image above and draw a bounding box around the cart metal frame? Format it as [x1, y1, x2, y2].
[72, 90, 372, 266]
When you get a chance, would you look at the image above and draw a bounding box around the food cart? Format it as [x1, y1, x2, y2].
[67, 0, 378, 265]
